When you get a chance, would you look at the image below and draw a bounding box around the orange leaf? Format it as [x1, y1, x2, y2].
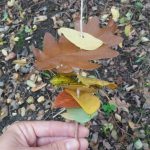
[53, 91, 80, 108]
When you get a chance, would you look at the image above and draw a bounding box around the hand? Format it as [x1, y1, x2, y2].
[0, 121, 89, 150]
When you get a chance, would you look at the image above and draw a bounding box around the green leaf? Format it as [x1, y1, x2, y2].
[102, 103, 117, 115]
[119, 17, 128, 24]
[24, 25, 33, 33]
[126, 11, 133, 21]
[124, 24, 132, 37]
[135, 1, 143, 10]
[2, 10, 9, 21]
[134, 139, 143, 149]
[61, 108, 97, 124]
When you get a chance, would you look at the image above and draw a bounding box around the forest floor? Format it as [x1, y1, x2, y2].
[0, 0, 150, 149]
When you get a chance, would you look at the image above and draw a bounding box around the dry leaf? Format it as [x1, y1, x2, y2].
[33, 17, 121, 73]
[65, 89, 100, 114]
[77, 75, 117, 89]
[13, 59, 27, 66]
[53, 91, 80, 108]
[74, 16, 123, 47]
[33, 33, 100, 73]
[58, 27, 103, 50]
[109, 97, 130, 113]
[111, 6, 120, 22]
[124, 24, 132, 37]
[31, 83, 47, 92]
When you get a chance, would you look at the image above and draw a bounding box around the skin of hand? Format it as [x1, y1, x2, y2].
[0, 121, 89, 150]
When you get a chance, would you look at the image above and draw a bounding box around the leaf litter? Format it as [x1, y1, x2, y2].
[0, 0, 149, 149]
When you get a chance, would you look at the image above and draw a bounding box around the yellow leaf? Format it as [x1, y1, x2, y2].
[124, 24, 132, 37]
[111, 6, 120, 22]
[50, 75, 77, 86]
[65, 89, 100, 114]
[63, 84, 96, 92]
[77, 75, 117, 89]
[58, 27, 103, 50]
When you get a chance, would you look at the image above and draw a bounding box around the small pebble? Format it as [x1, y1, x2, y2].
[91, 132, 98, 144]
[27, 96, 34, 104]
[27, 104, 36, 111]
[26, 80, 36, 88]
[12, 112, 17, 116]
[20, 107, 26, 117]
[37, 96, 45, 103]
[0, 88, 3, 97]
[0, 106, 8, 121]
[0, 81, 4, 87]
[6, 98, 12, 104]
[20, 66, 30, 74]
[111, 130, 118, 140]
[143, 143, 149, 150]
[36, 110, 45, 120]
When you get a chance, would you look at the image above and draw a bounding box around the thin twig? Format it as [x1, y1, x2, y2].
[74, 122, 80, 150]
[53, 108, 66, 118]
[80, 0, 84, 37]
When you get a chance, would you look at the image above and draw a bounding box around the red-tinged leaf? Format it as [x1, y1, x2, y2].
[53, 91, 80, 108]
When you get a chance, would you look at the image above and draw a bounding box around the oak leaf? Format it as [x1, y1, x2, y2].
[32, 33, 100, 73]
[53, 91, 80, 108]
[74, 16, 123, 47]
[33, 17, 121, 73]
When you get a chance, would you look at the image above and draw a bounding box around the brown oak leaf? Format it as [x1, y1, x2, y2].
[33, 17, 122, 73]
[74, 16, 123, 47]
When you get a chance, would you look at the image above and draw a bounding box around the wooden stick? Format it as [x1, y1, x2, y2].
[74, 122, 80, 150]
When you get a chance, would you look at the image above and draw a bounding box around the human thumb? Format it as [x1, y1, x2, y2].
[30, 139, 79, 150]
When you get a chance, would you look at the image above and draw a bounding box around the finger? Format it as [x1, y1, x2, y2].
[37, 137, 68, 146]
[14, 121, 89, 138]
[30, 138, 88, 150]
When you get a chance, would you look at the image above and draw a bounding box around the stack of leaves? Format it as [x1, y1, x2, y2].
[51, 74, 117, 124]
[32, 16, 122, 124]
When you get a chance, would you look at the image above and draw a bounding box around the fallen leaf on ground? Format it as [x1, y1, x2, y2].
[109, 97, 130, 113]
[61, 108, 97, 124]
[124, 24, 132, 37]
[13, 59, 27, 66]
[53, 91, 80, 108]
[31, 83, 47, 92]
[58, 27, 103, 50]
[65, 89, 100, 114]
[111, 6, 120, 22]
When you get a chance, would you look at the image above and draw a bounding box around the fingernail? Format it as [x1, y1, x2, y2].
[65, 139, 79, 150]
